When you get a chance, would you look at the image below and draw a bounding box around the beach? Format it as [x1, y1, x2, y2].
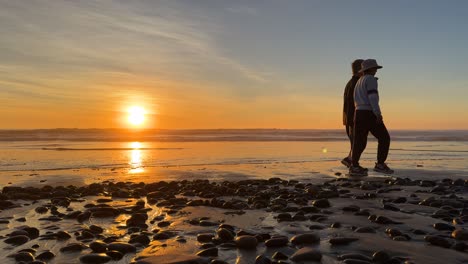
[0, 130, 468, 263]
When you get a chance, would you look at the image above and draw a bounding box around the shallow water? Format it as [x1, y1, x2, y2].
[1, 140, 468, 187]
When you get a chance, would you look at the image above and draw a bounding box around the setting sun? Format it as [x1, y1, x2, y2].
[127, 106, 146, 126]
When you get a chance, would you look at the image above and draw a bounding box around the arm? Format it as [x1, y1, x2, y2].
[366, 77, 382, 118]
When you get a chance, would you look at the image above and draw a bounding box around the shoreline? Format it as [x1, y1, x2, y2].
[0, 175, 467, 264]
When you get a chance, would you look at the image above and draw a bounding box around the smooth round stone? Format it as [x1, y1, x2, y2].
[217, 228, 234, 241]
[199, 220, 218, 226]
[35, 206, 49, 214]
[107, 242, 136, 254]
[89, 225, 104, 234]
[60, 243, 87, 252]
[90, 241, 108, 253]
[312, 199, 330, 208]
[272, 251, 288, 260]
[36, 251, 55, 261]
[105, 250, 124, 260]
[452, 229, 468, 240]
[309, 225, 325, 230]
[4, 235, 29, 245]
[290, 233, 320, 245]
[255, 254, 272, 264]
[129, 234, 150, 245]
[265, 236, 289, 247]
[197, 233, 214, 243]
[424, 235, 452, 248]
[433, 223, 455, 231]
[80, 253, 111, 264]
[338, 253, 372, 262]
[235, 235, 258, 249]
[157, 221, 171, 227]
[196, 247, 218, 257]
[56, 231, 72, 240]
[10, 230, 29, 237]
[372, 251, 390, 263]
[15, 252, 34, 262]
[329, 237, 359, 245]
[355, 227, 376, 233]
[290, 247, 322, 262]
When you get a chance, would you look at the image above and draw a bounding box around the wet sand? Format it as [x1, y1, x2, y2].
[1, 173, 468, 264]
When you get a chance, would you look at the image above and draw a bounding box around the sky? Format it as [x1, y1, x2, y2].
[1, 0, 468, 129]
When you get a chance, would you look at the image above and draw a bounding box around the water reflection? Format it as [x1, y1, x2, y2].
[129, 142, 144, 173]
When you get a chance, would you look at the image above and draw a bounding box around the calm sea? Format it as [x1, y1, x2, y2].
[0, 129, 467, 185]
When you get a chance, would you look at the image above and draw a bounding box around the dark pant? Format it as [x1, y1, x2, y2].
[345, 125, 353, 158]
[351, 110, 390, 166]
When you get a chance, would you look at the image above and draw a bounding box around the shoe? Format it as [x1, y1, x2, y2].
[349, 165, 368, 177]
[341, 157, 352, 168]
[374, 163, 394, 174]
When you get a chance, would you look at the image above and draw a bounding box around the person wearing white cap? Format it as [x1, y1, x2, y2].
[349, 59, 393, 176]
[341, 59, 364, 168]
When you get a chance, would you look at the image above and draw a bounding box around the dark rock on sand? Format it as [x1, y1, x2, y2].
[79, 253, 111, 264]
[105, 250, 124, 260]
[290, 233, 320, 245]
[338, 253, 372, 262]
[452, 229, 468, 240]
[272, 251, 289, 260]
[197, 233, 214, 243]
[424, 235, 452, 248]
[107, 242, 137, 254]
[290, 247, 322, 262]
[355, 227, 376, 233]
[341, 260, 372, 264]
[372, 250, 391, 263]
[196, 247, 218, 257]
[14, 252, 34, 262]
[235, 235, 258, 249]
[217, 228, 234, 241]
[265, 236, 289, 247]
[90, 241, 108, 253]
[60, 242, 88, 252]
[129, 234, 150, 245]
[255, 254, 272, 264]
[4, 235, 29, 245]
[433, 222, 455, 231]
[36, 251, 55, 261]
[312, 199, 330, 208]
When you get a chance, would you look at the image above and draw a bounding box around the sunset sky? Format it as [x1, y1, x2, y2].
[1, 0, 468, 129]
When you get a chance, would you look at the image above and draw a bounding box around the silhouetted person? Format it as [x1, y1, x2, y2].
[341, 59, 363, 168]
[350, 59, 393, 176]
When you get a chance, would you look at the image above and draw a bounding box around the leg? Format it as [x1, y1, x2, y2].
[346, 125, 353, 158]
[351, 111, 370, 167]
[369, 122, 390, 164]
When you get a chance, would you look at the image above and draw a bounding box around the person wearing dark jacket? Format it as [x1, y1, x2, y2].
[341, 59, 364, 168]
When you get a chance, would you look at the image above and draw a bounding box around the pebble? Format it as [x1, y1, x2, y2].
[36, 251, 55, 261]
[433, 222, 455, 231]
[272, 251, 288, 260]
[90, 241, 108, 253]
[107, 242, 137, 254]
[312, 199, 330, 208]
[338, 253, 372, 262]
[290, 233, 320, 245]
[196, 247, 218, 257]
[290, 247, 322, 262]
[452, 229, 468, 240]
[424, 235, 452, 248]
[14, 252, 34, 262]
[355, 226, 376, 233]
[235, 235, 258, 249]
[60, 242, 88, 252]
[4, 235, 30, 245]
[197, 233, 214, 243]
[105, 250, 124, 260]
[217, 228, 234, 241]
[129, 234, 150, 245]
[372, 250, 390, 263]
[265, 236, 289, 247]
[255, 254, 272, 264]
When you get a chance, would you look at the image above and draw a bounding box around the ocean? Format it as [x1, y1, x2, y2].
[0, 129, 467, 186]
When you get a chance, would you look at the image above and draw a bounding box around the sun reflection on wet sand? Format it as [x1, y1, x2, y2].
[129, 142, 144, 173]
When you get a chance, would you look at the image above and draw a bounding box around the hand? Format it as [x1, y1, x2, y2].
[376, 115, 384, 124]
